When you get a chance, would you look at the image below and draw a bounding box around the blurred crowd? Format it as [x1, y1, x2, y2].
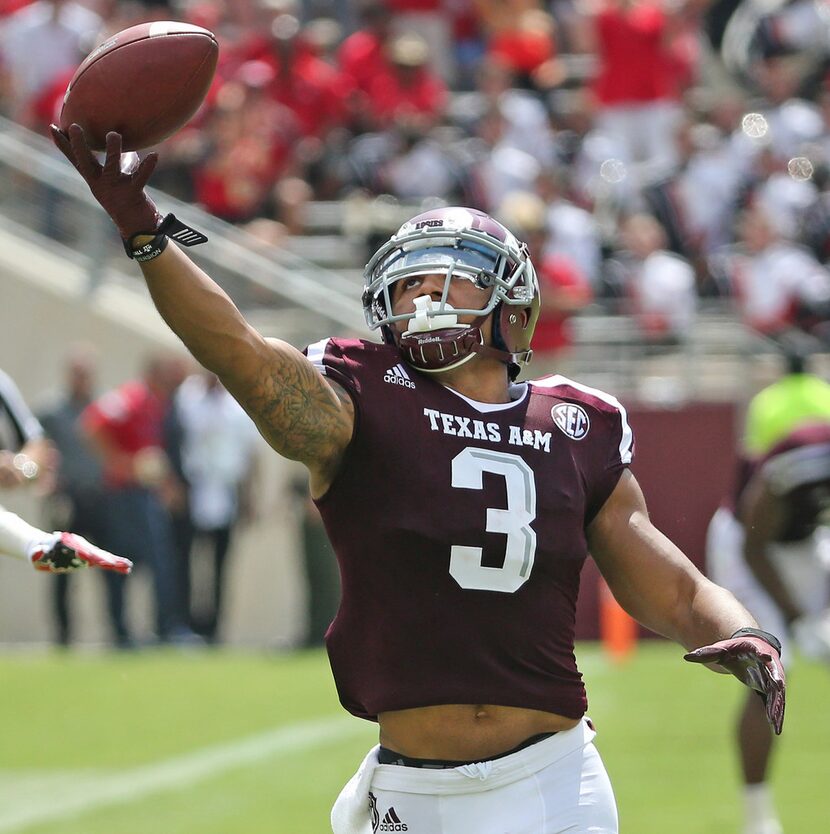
[32, 346, 262, 648]
[4, 0, 830, 358]
[20, 343, 342, 650]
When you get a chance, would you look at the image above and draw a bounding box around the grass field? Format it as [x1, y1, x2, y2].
[0, 642, 827, 833]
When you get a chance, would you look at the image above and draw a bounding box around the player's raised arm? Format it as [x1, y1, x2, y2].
[51, 125, 353, 493]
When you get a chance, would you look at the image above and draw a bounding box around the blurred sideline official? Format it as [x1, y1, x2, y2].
[0, 366, 131, 579]
[36, 345, 108, 645]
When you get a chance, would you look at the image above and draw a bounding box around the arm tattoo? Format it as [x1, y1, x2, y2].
[241, 348, 353, 470]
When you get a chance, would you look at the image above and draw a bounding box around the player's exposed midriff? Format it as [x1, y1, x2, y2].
[377, 704, 581, 760]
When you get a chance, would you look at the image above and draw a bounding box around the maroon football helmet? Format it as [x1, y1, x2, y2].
[363, 207, 540, 378]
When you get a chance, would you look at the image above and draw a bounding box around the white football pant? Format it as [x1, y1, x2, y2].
[338, 717, 618, 834]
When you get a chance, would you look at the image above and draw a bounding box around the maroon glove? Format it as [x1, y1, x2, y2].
[49, 123, 162, 241]
[684, 630, 786, 734]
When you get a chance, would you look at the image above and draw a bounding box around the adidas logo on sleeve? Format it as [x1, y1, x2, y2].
[383, 364, 415, 389]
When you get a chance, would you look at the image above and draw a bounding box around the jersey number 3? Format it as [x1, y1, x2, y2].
[450, 448, 537, 593]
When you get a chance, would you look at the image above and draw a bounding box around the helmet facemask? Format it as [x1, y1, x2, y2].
[363, 208, 540, 377]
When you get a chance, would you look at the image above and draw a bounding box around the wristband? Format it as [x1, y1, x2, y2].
[124, 213, 208, 262]
[730, 627, 782, 656]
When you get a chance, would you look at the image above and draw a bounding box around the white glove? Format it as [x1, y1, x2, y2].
[791, 611, 830, 661]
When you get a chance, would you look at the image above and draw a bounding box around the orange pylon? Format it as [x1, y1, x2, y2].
[599, 577, 637, 662]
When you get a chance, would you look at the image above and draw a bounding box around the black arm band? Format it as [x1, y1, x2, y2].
[730, 627, 782, 656]
[124, 213, 208, 262]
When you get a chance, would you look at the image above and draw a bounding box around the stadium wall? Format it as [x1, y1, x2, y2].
[575, 402, 740, 639]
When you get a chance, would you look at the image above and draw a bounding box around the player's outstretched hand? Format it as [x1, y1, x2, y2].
[684, 634, 785, 734]
[29, 532, 133, 575]
[49, 123, 162, 241]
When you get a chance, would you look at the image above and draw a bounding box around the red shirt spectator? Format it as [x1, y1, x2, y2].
[364, 33, 447, 128]
[532, 255, 593, 355]
[592, 0, 674, 105]
[238, 19, 348, 138]
[338, 0, 393, 93]
[487, 9, 556, 79]
[82, 381, 167, 488]
[339, 28, 388, 92]
[192, 83, 296, 223]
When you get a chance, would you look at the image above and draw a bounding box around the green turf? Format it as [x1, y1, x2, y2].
[0, 642, 827, 833]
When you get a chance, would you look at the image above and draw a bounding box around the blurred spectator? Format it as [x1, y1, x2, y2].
[245, 174, 315, 244]
[260, 11, 349, 138]
[380, 120, 461, 201]
[613, 213, 697, 342]
[0, 0, 101, 124]
[82, 353, 190, 648]
[581, 0, 693, 183]
[484, 7, 563, 92]
[713, 205, 830, 337]
[388, 0, 455, 84]
[170, 370, 259, 644]
[337, 0, 393, 95]
[363, 32, 448, 130]
[468, 56, 558, 167]
[754, 54, 823, 163]
[36, 344, 107, 647]
[644, 106, 757, 271]
[191, 67, 300, 223]
[537, 166, 602, 287]
[499, 191, 593, 372]
[464, 103, 543, 211]
[447, 0, 486, 89]
[301, 15, 342, 65]
[753, 154, 817, 243]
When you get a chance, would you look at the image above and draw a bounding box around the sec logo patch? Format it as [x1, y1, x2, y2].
[551, 403, 590, 440]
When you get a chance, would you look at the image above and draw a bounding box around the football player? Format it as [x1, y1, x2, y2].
[708, 422, 830, 834]
[53, 124, 784, 834]
[0, 367, 132, 575]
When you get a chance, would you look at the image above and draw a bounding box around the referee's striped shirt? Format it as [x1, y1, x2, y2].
[0, 368, 43, 453]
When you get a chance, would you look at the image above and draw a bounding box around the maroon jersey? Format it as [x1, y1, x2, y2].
[751, 422, 830, 543]
[307, 338, 634, 721]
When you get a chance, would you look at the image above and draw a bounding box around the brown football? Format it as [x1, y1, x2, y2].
[59, 21, 219, 151]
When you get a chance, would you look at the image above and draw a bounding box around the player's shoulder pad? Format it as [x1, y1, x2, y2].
[304, 337, 400, 393]
[530, 374, 634, 462]
[530, 374, 626, 415]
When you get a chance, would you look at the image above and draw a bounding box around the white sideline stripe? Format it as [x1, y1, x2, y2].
[0, 714, 368, 832]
